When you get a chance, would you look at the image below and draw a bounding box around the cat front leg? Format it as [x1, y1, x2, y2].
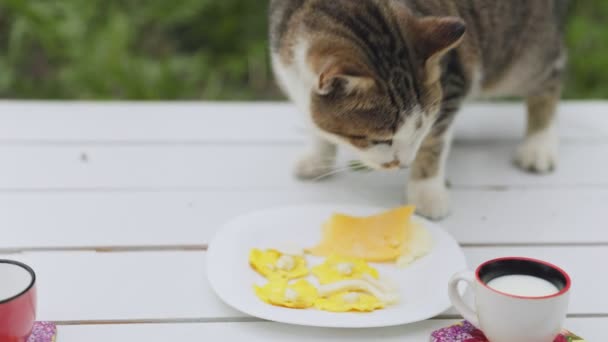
[294, 136, 337, 180]
[407, 117, 455, 220]
[515, 76, 562, 173]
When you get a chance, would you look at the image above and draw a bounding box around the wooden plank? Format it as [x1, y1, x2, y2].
[1, 188, 607, 249]
[0, 102, 301, 144]
[0, 101, 605, 143]
[10, 251, 241, 322]
[3, 248, 606, 322]
[0, 143, 606, 190]
[446, 188, 608, 244]
[56, 319, 606, 342]
[0, 190, 398, 250]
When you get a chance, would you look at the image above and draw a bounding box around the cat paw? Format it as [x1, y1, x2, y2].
[515, 130, 558, 173]
[294, 154, 334, 180]
[407, 178, 451, 220]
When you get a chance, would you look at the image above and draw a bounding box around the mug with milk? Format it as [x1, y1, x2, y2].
[0, 260, 37, 341]
[449, 257, 571, 342]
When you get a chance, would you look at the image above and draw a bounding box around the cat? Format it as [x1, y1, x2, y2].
[269, 0, 568, 219]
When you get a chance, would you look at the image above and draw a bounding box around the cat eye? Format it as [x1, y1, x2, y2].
[370, 139, 393, 146]
[343, 134, 392, 147]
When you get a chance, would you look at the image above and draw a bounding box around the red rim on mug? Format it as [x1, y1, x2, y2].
[475, 257, 571, 300]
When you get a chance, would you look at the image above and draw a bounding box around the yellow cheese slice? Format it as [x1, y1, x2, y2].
[306, 206, 415, 262]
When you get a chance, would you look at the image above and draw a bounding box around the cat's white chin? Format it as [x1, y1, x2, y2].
[407, 177, 451, 220]
[515, 126, 558, 173]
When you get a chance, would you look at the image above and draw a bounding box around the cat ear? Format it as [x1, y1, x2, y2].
[414, 16, 466, 61]
[316, 62, 375, 95]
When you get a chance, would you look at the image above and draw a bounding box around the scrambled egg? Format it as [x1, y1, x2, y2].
[312, 255, 379, 284]
[254, 279, 318, 309]
[315, 291, 385, 312]
[249, 248, 309, 279]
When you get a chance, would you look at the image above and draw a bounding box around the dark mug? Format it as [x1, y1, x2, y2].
[0, 260, 36, 342]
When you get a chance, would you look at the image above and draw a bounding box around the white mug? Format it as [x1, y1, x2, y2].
[448, 257, 571, 342]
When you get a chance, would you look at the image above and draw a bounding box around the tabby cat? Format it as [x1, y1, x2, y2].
[269, 0, 568, 219]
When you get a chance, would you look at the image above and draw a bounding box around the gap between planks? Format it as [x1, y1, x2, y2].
[2, 242, 608, 255]
[0, 183, 608, 194]
[51, 313, 608, 326]
[0, 138, 604, 146]
[0, 245, 208, 254]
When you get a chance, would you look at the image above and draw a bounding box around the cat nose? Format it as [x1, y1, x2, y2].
[381, 160, 401, 169]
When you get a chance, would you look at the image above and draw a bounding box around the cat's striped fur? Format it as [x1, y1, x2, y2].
[270, 0, 568, 219]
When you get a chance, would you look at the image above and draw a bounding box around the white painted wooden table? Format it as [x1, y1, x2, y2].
[0, 101, 606, 341]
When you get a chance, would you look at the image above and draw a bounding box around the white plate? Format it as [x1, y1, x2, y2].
[207, 204, 467, 328]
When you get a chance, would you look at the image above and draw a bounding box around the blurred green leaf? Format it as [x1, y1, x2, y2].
[0, 0, 605, 99]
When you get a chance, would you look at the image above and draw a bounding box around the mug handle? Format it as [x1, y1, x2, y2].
[448, 271, 480, 327]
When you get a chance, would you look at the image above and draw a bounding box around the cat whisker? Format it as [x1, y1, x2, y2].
[304, 157, 338, 164]
[312, 166, 354, 181]
[293, 163, 334, 172]
[347, 160, 372, 172]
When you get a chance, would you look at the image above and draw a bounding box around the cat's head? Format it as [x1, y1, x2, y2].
[290, 1, 466, 169]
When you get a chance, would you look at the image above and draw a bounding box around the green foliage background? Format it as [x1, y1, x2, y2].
[0, 0, 605, 100]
